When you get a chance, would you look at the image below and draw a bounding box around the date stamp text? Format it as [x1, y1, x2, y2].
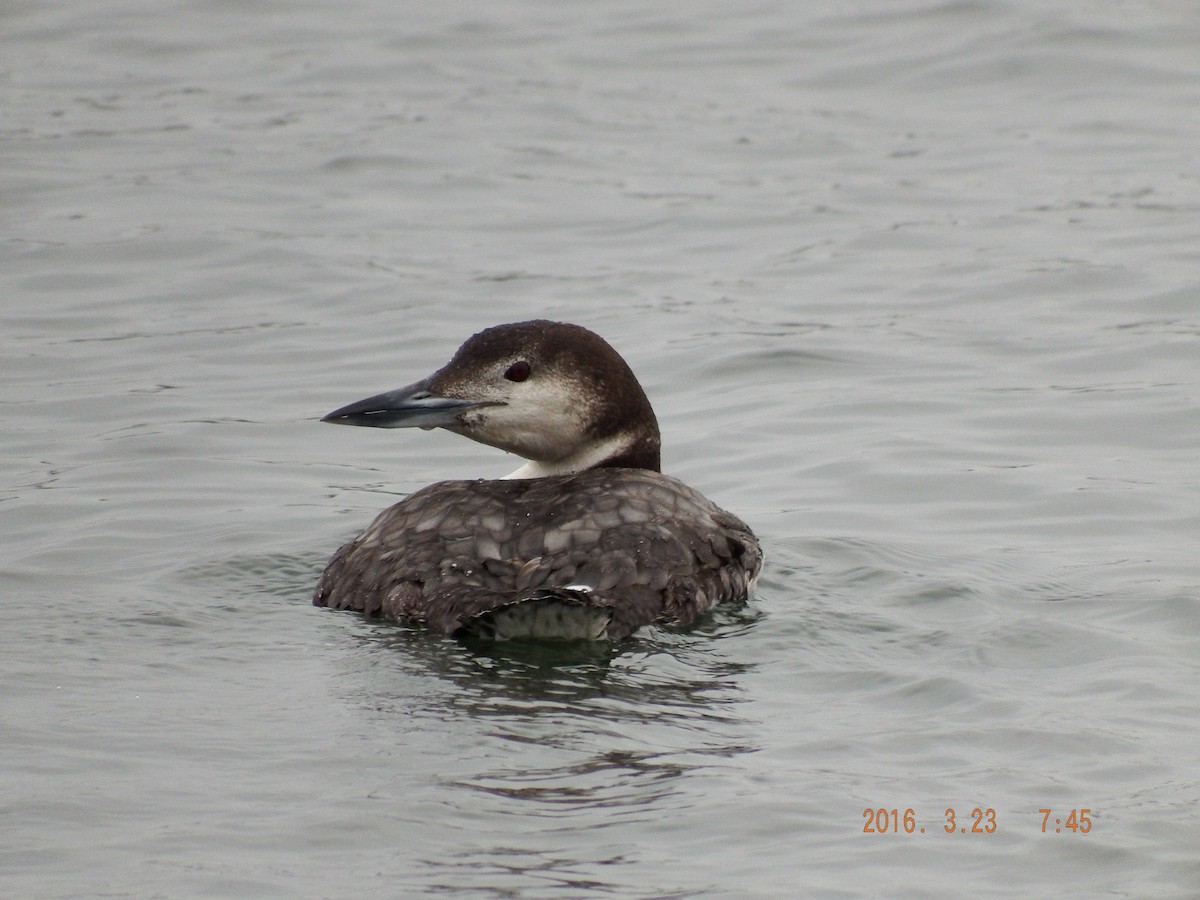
[861, 807, 1095, 835]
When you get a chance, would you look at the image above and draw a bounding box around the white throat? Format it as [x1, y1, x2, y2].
[502, 432, 635, 479]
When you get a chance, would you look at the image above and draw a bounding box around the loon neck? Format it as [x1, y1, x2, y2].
[502, 431, 661, 479]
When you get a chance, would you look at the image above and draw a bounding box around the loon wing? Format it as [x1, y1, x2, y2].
[312, 469, 761, 640]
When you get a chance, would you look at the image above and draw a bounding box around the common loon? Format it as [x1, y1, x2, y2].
[312, 320, 761, 641]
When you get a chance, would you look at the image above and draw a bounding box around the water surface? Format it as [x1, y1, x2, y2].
[3, 1, 1199, 896]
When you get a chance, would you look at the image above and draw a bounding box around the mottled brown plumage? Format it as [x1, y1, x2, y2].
[312, 320, 761, 640]
[314, 469, 761, 639]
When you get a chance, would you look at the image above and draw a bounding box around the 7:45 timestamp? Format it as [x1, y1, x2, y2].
[1040, 809, 1093, 833]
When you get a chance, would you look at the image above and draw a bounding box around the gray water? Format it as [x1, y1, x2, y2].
[4, 0, 1199, 896]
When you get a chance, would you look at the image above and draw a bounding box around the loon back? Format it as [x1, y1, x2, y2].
[312, 320, 762, 641]
[313, 469, 760, 640]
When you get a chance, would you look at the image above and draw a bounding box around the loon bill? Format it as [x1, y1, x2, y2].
[312, 320, 762, 641]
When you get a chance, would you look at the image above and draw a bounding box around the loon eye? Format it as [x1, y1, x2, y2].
[504, 360, 531, 382]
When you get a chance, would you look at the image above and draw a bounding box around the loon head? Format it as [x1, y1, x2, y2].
[321, 320, 662, 477]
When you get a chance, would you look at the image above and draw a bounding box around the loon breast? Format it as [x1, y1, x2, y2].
[311, 320, 762, 641]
